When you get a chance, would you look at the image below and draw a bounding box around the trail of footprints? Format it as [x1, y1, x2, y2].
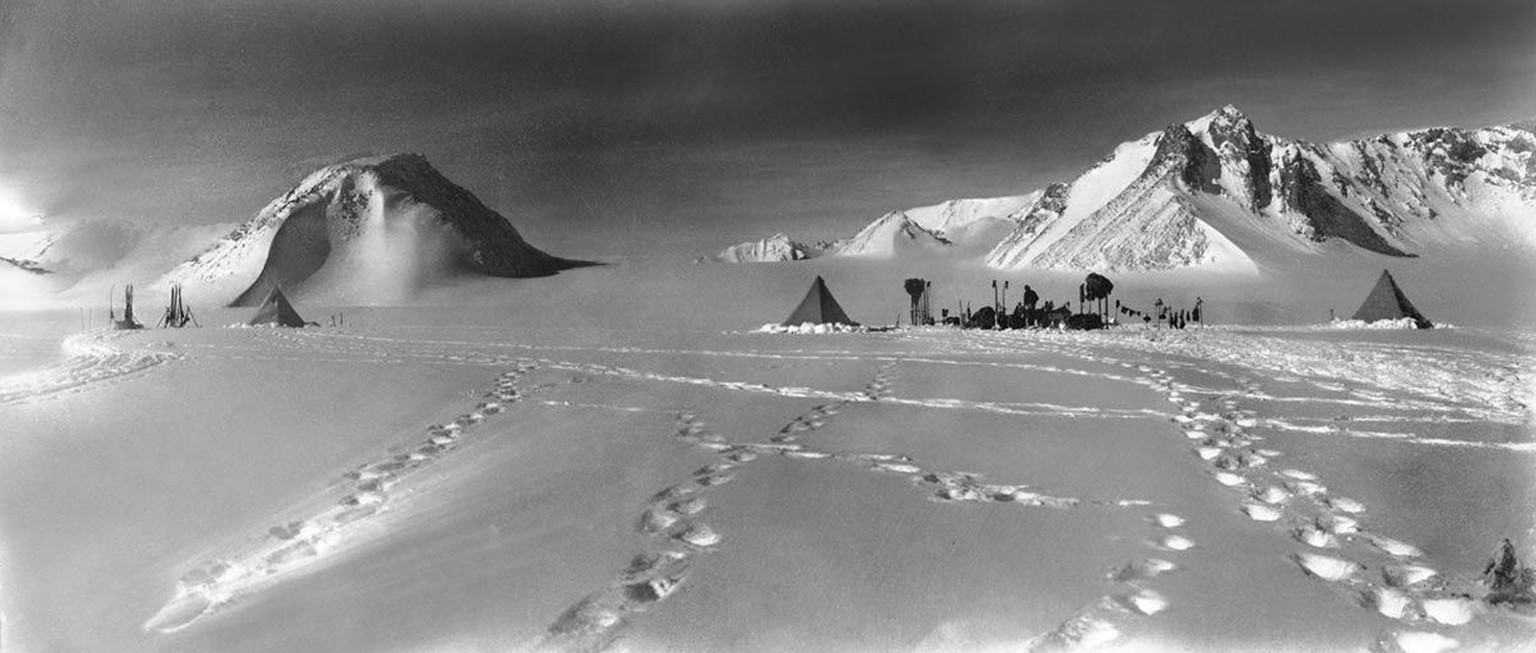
[1130, 360, 1483, 653]
[539, 362, 1178, 651]
[1025, 513, 1191, 652]
[142, 362, 541, 634]
[535, 411, 738, 652]
[535, 365, 899, 650]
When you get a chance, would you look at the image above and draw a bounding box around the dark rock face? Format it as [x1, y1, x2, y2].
[1, 256, 52, 275]
[232, 201, 332, 306]
[1154, 125, 1223, 195]
[1018, 183, 1070, 236]
[365, 154, 592, 278]
[1238, 123, 1274, 210]
[1204, 107, 1274, 210]
[1410, 127, 1492, 192]
[1276, 153, 1414, 257]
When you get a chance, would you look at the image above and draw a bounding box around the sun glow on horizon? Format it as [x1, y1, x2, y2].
[0, 189, 45, 231]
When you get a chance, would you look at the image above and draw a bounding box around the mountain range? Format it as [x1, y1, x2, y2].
[712, 106, 1536, 273]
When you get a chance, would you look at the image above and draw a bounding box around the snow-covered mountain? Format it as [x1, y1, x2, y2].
[713, 233, 819, 263]
[163, 153, 592, 305]
[717, 106, 1536, 272]
[712, 196, 1034, 262]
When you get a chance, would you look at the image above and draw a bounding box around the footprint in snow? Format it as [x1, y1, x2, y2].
[1108, 558, 1179, 582]
[1292, 524, 1341, 549]
[1240, 503, 1283, 522]
[1381, 564, 1437, 588]
[1293, 552, 1361, 582]
[673, 522, 723, 549]
[1110, 588, 1169, 616]
[618, 550, 689, 584]
[1154, 534, 1196, 551]
[1373, 630, 1459, 653]
[1359, 586, 1416, 620]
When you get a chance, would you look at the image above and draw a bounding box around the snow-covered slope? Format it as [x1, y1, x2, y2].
[712, 233, 820, 263]
[719, 106, 1536, 273]
[713, 195, 1036, 262]
[826, 210, 953, 258]
[160, 154, 592, 306]
[0, 219, 239, 310]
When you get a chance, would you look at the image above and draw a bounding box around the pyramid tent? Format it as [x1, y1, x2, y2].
[1350, 270, 1432, 329]
[248, 286, 309, 327]
[782, 276, 857, 326]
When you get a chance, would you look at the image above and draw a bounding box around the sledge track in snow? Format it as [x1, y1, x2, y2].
[0, 331, 181, 406]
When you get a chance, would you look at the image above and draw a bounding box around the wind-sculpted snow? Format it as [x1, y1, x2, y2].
[1118, 330, 1530, 424]
[920, 327, 1532, 425]
[0, 331, 180, 405]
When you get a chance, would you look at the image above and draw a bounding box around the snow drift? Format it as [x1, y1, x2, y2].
[162, 153, 594, 306]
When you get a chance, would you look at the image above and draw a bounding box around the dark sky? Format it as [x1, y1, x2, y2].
[1, 0, 1533, 259]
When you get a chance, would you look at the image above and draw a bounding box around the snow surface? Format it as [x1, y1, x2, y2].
[753, 322, 865, 334]
[2, 258, 1534, 653]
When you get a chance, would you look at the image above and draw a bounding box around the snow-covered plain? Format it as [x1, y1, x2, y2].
[1, 261, 1533, 653]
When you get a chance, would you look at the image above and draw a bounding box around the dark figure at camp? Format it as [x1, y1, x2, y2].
[1483, 539, 1536, 608]
[1022, 285, 1039, 327]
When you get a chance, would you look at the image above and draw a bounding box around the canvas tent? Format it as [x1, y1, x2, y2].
[782, 276, 857, 326]
[1350, 269, 1432, 329]
[248, 286, 310, 328]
